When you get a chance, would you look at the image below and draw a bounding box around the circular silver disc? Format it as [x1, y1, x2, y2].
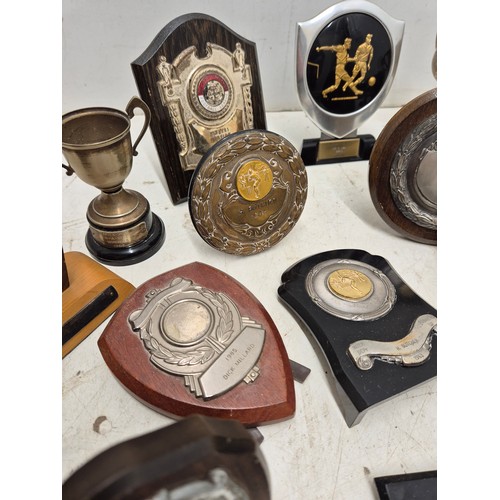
[306, 259, 396, 321]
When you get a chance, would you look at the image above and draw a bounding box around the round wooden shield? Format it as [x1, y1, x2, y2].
[369, 88, 437, 245]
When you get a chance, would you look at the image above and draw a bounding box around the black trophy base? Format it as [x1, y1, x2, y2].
[375, 470, 437, 500]
[301, 134, 375, 166]
[85, 213, 165, 266]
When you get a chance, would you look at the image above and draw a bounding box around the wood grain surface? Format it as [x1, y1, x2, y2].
[98, 262, 295, 427]
[369, 89, 437, 245]
[131, 14, 267, 205]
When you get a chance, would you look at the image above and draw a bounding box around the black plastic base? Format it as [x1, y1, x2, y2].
[375, 471, 437, 500]
[301, 134, 375, 166]
[86, 213, 165, 266]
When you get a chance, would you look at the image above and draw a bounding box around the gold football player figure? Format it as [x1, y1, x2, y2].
[343, 34, 374, 94]
[316, 38, 360, 97]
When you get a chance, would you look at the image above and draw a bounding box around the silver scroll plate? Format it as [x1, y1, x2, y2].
[296, 0, 404, 138]
[348, 313, 437, 370]
[305, 258, 397, 321]
[128, 278, 265, 400]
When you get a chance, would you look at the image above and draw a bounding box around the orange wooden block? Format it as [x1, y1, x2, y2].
[62, 251, 135, 358]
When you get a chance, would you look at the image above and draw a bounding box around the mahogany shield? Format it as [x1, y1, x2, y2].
[98, 262, 295, 427]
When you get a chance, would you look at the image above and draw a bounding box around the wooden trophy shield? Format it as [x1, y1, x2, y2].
[62, 414, 270, 500]
[188, 130, 308, 256]
[369, 88, 437, 245]
[131, 14, 267, 205]
[98, 262, 295, 427]
[278, 249, 437, 427]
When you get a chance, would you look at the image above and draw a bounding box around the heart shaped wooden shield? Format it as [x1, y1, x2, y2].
[98, 262, 295, 426]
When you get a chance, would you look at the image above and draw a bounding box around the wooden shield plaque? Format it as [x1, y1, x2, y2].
[278, 249, 437, 427]
[132, 14, 267, 205]
[98, 262, 295, 427]
[369, 88, 437, 245]
[188, 130, 308, 256]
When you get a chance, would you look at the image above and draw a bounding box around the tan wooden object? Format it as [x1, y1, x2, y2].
[62, 251, 135, 358]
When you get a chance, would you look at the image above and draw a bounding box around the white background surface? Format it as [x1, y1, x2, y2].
[62, 108, 437, 499]
[7, 0, 499, 498]
[62, 0, 437, 113]
[59, 1, 439, 498]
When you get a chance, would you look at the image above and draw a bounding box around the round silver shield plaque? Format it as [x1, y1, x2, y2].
[305, 259, 396, 321]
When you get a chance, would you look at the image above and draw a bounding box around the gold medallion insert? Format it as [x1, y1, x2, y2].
[327, 269, 373, 301]
[236, 160, 273, 201]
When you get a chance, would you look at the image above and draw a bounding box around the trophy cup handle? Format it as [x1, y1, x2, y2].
[62, 163, 74, 176]
[126, 96, 152, 157]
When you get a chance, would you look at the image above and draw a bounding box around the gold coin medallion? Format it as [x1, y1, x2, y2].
[236, 160, 273, 201]
[327, 269, 373, 301]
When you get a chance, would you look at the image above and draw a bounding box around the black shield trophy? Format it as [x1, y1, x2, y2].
[296, 1, 404, 165]
[278, 249, 436, 427]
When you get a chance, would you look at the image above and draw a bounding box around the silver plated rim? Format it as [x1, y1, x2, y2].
[296, 0, 404, 138]
[305, 258, 397, 321]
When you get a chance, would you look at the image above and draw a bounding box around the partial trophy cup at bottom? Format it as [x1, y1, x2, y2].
[62, 96, 165, 265]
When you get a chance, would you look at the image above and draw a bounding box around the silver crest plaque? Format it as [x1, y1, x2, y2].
[157, 42, 254, 173]
[129, 277, 265, 399]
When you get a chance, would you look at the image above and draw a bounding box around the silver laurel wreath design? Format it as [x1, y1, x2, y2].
[140, 286, 233, 366]
[191, 132, 307, 255]
[390, 115, 437, 229]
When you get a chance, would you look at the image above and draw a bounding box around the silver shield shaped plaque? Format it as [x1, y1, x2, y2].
[296, 0, 404, 139]
[128, 277, 265, 399]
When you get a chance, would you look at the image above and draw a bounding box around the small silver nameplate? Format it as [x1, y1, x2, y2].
[348, 314, 437, 370]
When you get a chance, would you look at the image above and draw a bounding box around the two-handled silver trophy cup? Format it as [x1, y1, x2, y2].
[62, 96, 165, 265]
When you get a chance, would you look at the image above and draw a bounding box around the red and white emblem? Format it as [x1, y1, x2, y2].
[197, 73, 230, 113]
